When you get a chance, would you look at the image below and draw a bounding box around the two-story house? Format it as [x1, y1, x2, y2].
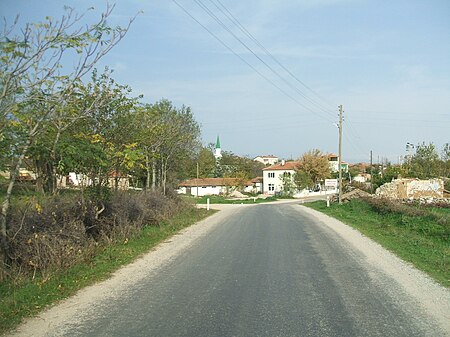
[262, 160, 298, 195]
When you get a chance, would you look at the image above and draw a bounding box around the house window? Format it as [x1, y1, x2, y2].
[268, 184, 275, 191]
[268, 172, 275, 178]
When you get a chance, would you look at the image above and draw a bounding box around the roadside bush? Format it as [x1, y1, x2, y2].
[362, 197, 449, 240]
[2, 190, 192, 281]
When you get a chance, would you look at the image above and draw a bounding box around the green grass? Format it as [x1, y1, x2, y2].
[305, 199, 450, 287]
[0, 207, 215, 335]
[194, 195, 279, 204]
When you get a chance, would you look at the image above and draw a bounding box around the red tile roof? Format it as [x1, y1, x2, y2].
[179, 177, 239, 187]
[262, 161, 299, 171]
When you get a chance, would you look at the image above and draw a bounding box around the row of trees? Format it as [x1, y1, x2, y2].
[193, 147, 265, 181]
[368, 142, 450, 189]
[0, 6, 201, 264]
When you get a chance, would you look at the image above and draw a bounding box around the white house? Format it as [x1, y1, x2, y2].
[178, 177, 238, 196]
[353, 173, 371, 183]
[254, 155, 279, 166]
[328, 153, 349, 173]
[243, 177, 263, 194]
[262, 160, 298, 195]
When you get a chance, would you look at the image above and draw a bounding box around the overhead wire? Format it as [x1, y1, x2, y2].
[194, 0, 336, 122]
[210, 0, 336, 113]
[193, 0, 335, 122]
[173, 0, 336, 123]
[172, 0, 336, 124]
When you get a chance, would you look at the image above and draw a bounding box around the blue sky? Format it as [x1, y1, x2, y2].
[2, 0, 449, 163]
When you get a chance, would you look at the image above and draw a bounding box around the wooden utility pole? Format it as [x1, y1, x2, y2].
[338, 105, 343, 204]
[196, 162, 199, 198]
[370, 150, 373, 193]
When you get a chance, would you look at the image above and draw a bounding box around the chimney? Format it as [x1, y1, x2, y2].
[281, 160, 285, 166]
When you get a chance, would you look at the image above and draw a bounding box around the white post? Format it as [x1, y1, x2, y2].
[327, 195, 330, 207]
[207, 198, 210, 211]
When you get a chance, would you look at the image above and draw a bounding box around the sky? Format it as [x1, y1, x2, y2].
[2, 0, 449, 163]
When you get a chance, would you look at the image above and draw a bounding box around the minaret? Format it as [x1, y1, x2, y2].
[214, 135, 222, 160]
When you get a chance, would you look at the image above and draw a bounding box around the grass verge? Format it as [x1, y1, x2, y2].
[305, 199, 449, 287]
[0, 207, 214, 335]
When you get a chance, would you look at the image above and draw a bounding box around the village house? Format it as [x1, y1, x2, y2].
[178, 177, 239, 196]
[178, 176, 264, 196]
[254, 155, 279, 166]
[262, 160, 297, 195]
[243, 177, 263, 194]
[328, 153, 349, 173]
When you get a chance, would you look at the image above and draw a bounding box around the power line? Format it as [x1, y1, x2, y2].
[193, 0, 334, 122]
[173, 0, 334, 123]
[209, 0, 336, 114]
[195, 0, 336, 121]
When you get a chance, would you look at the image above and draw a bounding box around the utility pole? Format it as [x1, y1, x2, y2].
[370, 150, 373, 193]
[196, 162, 199, 198]
[338, 105, 343, 204]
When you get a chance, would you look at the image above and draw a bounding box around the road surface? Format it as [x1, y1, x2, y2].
[10, 202, 450, 337]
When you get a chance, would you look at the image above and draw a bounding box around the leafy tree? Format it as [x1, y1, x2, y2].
[0, 5, 135, 264]
[295, 149, 331, 189]
[186, 147, 216, 179]
[280, 172, 296, 196]
[132, 100, 201, 193]
[216, 151, 264, 179]
[405, 142, 440, 179]
[293, 170, 313, 190]
[371, 164, 401, 189]
[441, 143, 450, 178]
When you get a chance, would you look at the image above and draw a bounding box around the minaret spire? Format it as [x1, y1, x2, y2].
[214, 135, 222, 159]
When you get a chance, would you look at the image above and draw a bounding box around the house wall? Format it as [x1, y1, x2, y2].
[179, 185, 229, 196]
[108, 177, 130, 190]
[263, 169, 295, 194]
[243, 182, 263, 194]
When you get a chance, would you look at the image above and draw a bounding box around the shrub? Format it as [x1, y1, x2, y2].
[2, 190, 192, 281]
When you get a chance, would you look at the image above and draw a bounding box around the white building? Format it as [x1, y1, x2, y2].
[262, 160, 298, 195]
[243, 177, 263, 194]
[178, 176, 264, 196]
[254, 155, 279, 166]
[178, 177, 238, 196]
[328, 153, 349, 173]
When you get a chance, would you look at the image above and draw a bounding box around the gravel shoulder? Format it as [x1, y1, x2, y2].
[298, 204, 450, 334]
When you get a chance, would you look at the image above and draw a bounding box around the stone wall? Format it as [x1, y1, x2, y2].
[376, 178, 444, 199]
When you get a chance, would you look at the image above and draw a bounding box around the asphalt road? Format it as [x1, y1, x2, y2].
[12, 203, 448, 337]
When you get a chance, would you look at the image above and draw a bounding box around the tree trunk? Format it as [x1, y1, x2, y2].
[162, 158, 170, 196]
[151, 157, 156, 191]
[48, 128, 62, 195]
[1, 139, 32, 265]
[145, 154, 151, 191]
